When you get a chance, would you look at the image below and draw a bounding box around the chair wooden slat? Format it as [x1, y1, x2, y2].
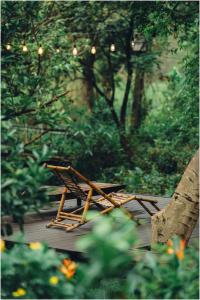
[44, 162, 161, 232]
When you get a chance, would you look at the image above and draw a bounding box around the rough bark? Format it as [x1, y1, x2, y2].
[151, 149, 199, 245]
[131, 70, 144, 129]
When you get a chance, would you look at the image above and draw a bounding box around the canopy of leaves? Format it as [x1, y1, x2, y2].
[1, 1, 199, 225]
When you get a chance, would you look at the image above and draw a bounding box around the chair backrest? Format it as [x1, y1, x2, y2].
[45, 160, 87, 202]
[45, 161, 120, 207]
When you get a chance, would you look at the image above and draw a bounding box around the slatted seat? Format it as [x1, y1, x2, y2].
[96, 193, 135, 207]
[45, 159, 86, 206]
[44, 162, 160, 232]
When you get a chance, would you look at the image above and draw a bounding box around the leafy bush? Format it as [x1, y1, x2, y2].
[1, 121, 51, 231]
[1, 241, 75, 299]
[76, 211, 199, 299]
[114, 166, 180, 196]
[1, 211, 199, 299]
[40, 101, 125, 180]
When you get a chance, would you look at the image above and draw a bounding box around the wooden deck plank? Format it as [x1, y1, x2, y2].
[3, 194, 199, 254]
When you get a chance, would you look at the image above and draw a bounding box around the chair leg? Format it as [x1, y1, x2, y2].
[137, 200, 153, 216]
[150, 202, 160, 211]
[66, 222, 82, 232]
[81, 188, 93, 224]
[56, 189, 67, 221]
[77, 198, 82, 207]
[66, 205, 115, 232]
[46, 218, 55, 228]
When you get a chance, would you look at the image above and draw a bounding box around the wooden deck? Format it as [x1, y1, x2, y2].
[4, 192, 199, 259]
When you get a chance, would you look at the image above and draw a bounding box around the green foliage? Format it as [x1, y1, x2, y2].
[2, 211, 199, 299]
[1, 242, 75, 299]
[1, 1, 199, 224]
[121, 11, 199, 195]
[1, 2, 199, 299]
[1, 121, 51, 229]
[114, 166, 180, 196]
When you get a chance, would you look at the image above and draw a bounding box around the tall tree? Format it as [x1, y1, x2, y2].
[151, 149, 199, 245]
[131, 69, 144, 129]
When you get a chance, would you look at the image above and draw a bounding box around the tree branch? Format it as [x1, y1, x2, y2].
[91, 71, 120, 129]
[24, 130, 50, 147]
[101, 48, 115, 105]
[120, 18, 134, 130]
[3, 90, 69, 121]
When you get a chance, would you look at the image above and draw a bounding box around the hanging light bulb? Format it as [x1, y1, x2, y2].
[38, 44, 44, 56]
[110, 43, 115, 52]
[131, 40, 135, 49]
[91, 45, 96, 55]
[56, 47, 60, 53]
[72, 45, 78, 56]
[6, 43, 11, 51]
[22, 44, 28, 53]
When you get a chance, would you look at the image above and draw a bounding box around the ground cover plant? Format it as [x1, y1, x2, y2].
[1, 211, 199, 299]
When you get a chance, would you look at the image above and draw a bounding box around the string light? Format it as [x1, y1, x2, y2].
[5, 36, 140, 56]
[38, 44, 44, 56]
[110, 43, 115, 52]
[91, 45, 96, 55]
[22, 44, 28, 52]
[72, 45, 78, 56]
[6, 43, 11, 51]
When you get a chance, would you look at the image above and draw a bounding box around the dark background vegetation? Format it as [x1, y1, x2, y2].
[1, 2, 199, 299]
[1, 1, 199, 226]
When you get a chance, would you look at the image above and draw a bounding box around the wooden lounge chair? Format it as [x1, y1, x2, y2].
[44, 161, 160, 232]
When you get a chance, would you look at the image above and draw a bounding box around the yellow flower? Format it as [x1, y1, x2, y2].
[0, 239, 5, 252]
[29, 242, 42, 250]
[12, 288, 26, 297]
[49, 276, 59, 285]
[60, 259, 77, 279]
[167, 247, 174, 255]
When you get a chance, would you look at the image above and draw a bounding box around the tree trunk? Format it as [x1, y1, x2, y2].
[119, 130, 134, 160]
[82, 76, 94, 112]
[131, 69, 144, 130]
[81, 54, 95, 111]
[120, 69, 133, 129]
[151, 149, 199, 245]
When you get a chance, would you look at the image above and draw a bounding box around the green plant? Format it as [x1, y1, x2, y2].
[1, 211, 199, 299]
[1, 121, 51, 231]
[1, 241, 75, 299]
[76, 210, 199, 299]
[114, 166, 180, 196]
[1, 1, 199, 206]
